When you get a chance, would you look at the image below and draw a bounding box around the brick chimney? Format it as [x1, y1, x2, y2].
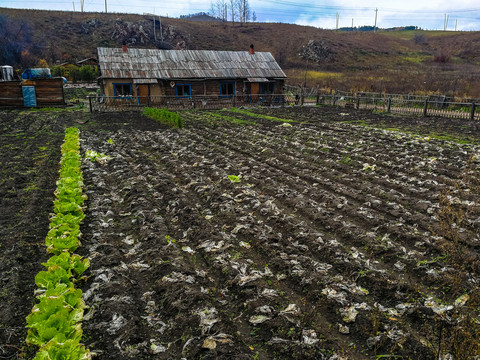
[249, 44, 254, 55]
[122, 41, 127, 53]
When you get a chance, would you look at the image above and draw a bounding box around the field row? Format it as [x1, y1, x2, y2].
[78, 108, 480, 359]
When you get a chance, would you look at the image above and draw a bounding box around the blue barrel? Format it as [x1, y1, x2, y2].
[22, 86, 37, 107]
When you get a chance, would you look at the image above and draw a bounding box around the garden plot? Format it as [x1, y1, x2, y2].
[0, 109, 167, 359]
[0, 111, 66, 359]
[79, 107, 480, 359]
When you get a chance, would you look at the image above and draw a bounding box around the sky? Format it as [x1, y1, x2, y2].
[1, 0, 480, 31]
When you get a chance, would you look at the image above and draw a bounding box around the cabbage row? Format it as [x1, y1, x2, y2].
[26, 127, 91, 360]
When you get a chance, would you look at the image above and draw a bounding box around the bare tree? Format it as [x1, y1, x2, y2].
[235, 0, 250, 24]
[209, 0, 227, 21]
[229, 0, 237, 23]
[211, 0, 252, 23]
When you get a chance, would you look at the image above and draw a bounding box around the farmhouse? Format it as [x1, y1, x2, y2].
[97, 45, 287, 104]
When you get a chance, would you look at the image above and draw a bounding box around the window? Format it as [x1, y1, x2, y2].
[261, 82, 275, 94]
[220, 82, 235, 97]
[175, 84, 191, 98]
[113, 83, 132, 98]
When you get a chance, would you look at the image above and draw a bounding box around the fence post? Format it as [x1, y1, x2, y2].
[423, 98, 428, 117]
[387, 97, 391, 113]
[88, 96, 92, 113]
[316, 94, 320, 105]
[356, 95, 360, 110]
[333, 94, 336, 105]
[233, 94, 236, 108]
[471, 102, 476, 120]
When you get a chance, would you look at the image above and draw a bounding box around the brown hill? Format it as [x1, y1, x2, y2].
[2, 7, 480, 96]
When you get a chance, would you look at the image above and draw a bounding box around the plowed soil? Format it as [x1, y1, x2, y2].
[1, 107, 479, 360]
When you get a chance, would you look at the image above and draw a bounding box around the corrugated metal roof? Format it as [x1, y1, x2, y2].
[133, 78, 158, 84]
[97, 47, 287, 80]
[247, 77, 269, 82]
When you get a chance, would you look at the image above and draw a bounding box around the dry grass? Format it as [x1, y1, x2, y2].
[2, 7, 480, 96]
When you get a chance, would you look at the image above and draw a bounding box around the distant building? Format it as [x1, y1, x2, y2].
[97, 45, 286, 104]
[179, 12, 222, 22]
[76, 57, 98, 67]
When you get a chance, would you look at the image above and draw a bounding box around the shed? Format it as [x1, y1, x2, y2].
[77, 57, 98, 66]
[97, 46, 287, 104]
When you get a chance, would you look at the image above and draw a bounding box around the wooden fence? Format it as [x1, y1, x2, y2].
[88, 91, 480, 120]
[0, 78, 65, 107]
[318, 92, 480, 120]
[88, 94, 300, 112]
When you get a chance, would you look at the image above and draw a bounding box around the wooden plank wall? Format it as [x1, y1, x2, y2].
[35, 78, 65, 105]
[159, 79, 287, 97]
[0, 81, 23, 106]
[0, 78, 64, 107]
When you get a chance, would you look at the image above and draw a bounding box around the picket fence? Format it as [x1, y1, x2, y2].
[87, 90, 480, 121]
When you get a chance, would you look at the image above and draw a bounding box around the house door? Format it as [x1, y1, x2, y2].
[137, 85, 149, 104]
[250, 82, 259, 102]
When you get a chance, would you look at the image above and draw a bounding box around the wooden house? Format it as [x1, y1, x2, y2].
[97, 45, 286, 104]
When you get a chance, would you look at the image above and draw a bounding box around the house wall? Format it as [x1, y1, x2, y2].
[103, 79, 164, 97]
[158, 79, 245, 97]
[103, 78, 285, 98]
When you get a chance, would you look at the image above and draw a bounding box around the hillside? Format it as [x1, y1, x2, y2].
[2, 7, 480, 96]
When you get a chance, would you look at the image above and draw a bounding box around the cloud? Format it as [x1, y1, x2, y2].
[294, 0, 480, 29]
[2, 0, 480, 30]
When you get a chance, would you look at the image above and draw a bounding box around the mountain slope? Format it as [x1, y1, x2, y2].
[2, 7, 480, 96]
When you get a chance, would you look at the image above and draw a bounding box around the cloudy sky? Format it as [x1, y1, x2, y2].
[2, 0, 480, 30]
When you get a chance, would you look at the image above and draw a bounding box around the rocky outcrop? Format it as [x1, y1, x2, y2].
[299, 39, 334, 62]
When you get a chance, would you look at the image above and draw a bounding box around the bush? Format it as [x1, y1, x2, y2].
[51, 65, 66, 77]
[60, 65, 97, 83]
[78, 65, 97, 82]
[434, 51, 451, 63]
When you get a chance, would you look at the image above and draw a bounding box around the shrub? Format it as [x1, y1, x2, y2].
[434, 51, 451, 63]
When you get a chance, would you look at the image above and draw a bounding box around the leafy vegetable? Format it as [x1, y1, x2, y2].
[42, 252, 90, 278]
[34, 339, 91, 360]
[142, 107, 183, 128]
[35, 265, 72, 289]
[26, 127, 91, 359]
[26, 297, 83, 347]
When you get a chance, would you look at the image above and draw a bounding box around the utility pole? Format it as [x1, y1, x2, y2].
[153, 15, 156, 42]
[444, 13, 449, 31]
[351, 18, 354, 30]
[374, 8, 378, 31]
[336, 12, 339, 31]
[105, 0, 107, 13]
[455, 19, 457, 31]
[159, 17, 163, 41]
[73, 1, 75, 11]
[144, 13, 164, 43]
